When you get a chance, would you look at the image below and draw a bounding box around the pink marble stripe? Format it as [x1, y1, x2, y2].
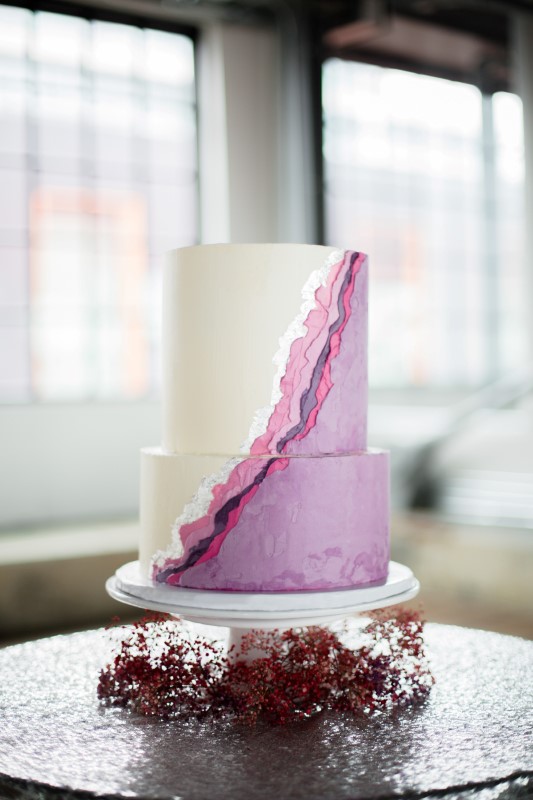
[154, 250, 365, 586]
[250, 251, 353, 455]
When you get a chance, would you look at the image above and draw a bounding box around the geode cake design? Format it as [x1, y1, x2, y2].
[143, 247, 390, 591]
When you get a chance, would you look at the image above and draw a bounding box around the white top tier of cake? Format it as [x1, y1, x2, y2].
[162, 243, 368, 457]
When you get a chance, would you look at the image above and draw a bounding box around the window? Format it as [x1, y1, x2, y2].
[0, 5, 197, 402]
[322, 60, 526, 388]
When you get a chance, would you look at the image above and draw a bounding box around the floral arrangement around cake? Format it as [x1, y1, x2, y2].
[98, 609, 433, 726]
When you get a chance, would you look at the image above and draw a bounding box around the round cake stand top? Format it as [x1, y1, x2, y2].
[106, 560, 420, 629]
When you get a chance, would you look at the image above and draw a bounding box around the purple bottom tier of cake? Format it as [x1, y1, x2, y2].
[146, 449, 390, 592]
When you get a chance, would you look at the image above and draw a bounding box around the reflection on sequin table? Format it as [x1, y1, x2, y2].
[0, 624, 532, 800]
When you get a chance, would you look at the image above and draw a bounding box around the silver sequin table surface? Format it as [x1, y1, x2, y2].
[0, 624, 532, 800]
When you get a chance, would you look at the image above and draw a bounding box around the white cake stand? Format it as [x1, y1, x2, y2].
[106, 560, 419, 653]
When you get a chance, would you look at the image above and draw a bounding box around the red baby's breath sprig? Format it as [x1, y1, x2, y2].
[97, 609, 433, 725]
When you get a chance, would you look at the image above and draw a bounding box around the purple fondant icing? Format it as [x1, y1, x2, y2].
[153, 248, 389, 592]
[179, 451, 390, 592]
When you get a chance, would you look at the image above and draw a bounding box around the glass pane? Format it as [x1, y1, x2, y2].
[0, 87, 27, 159]
[0, 170, 27, 233]
[0, 319, 29, 401]
[146, 100, 197, 179]
[33, 11, 86, 66]
[144, 29, 195, 90]
[90, 21, 140, 76]
[0, 8, 197, 403]
[322, 59, 524, 388]
[0, 5, 29, 57]
[36, 86, 83, 171]
[0, 248, 29, 401]
[149, 182, 197, 245]
[0, 247, 27, 305]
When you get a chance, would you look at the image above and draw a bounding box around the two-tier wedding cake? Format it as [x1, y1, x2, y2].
[139, 243, 389, 592]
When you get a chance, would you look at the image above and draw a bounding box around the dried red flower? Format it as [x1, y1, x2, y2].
[98, 609, 434, 725]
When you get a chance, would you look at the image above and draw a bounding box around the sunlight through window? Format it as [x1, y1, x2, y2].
[323, 60, 526, 388]
[0, 7, 197, 402]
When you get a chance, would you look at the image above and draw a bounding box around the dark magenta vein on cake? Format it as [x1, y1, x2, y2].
[155, 458, 278, 582]
[276, 251, 359, 453]
[157, 250, 360, 583]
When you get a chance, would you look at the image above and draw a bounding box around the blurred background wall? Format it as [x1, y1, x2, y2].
[0, 0, 531, 640]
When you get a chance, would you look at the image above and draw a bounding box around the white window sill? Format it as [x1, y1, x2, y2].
[0, 520, 139, 641]
[0, 520, 138, 565]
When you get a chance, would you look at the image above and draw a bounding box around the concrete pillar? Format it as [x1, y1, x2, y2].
[197, 23, 280, 244]
[197, 15, 318, 246]
[513, 12, 533, 361]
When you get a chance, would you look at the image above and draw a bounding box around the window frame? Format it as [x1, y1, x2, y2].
[0, 1, 285, 533]
[0, 0, 200, 529]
